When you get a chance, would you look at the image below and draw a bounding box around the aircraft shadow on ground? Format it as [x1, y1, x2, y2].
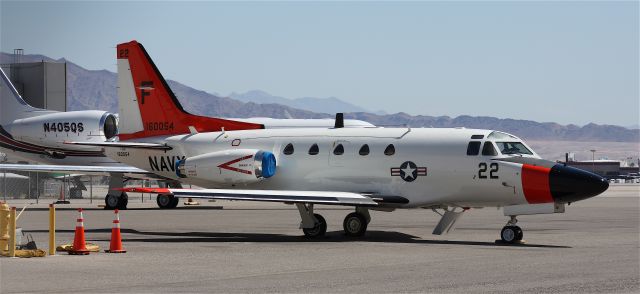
[24, 206, 346, 211]
[31, 228, 571, 248]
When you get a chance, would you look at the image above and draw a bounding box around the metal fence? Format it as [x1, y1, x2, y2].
[0, 171, 161, 204]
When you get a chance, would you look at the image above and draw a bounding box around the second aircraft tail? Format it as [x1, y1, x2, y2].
[0, 67, 43, 126]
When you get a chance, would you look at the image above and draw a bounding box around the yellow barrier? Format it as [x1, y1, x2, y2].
[1, 249, 46, 258]
[0, 202, 9, 251]
[56, 243, 100, 252]
[49, 204, 55, 256]
[8, 207, 16, 258]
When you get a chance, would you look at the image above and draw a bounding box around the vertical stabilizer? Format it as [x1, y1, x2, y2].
[116, 40, 264, 140]
[0, 67, 40, 125]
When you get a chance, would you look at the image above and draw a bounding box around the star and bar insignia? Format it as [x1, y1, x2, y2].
[390, 161, 427, 182]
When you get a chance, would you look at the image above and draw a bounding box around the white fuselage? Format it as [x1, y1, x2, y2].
[107, 127, 539, 208]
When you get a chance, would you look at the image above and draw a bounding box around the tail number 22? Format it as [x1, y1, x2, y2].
[479, 162, 499, 179]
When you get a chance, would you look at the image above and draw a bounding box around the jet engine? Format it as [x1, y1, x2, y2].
[176, 149, 276, 185]
[5, 110, 118, 148]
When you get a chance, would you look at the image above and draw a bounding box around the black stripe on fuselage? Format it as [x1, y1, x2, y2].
[0, 125, 105, 157]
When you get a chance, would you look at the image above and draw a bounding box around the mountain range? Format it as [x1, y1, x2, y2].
[1, 52, 638, 142]
[230, 90, 369, 114]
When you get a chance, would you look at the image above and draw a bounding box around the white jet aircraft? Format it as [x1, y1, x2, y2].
[69, 40, 609, 243]
[0, 52, 372, 209]
[0, 66, 148, 208]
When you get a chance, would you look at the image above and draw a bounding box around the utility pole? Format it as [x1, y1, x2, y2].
[590, 149, 597, 174]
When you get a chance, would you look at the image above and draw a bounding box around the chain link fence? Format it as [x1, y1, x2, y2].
[0, 170, 162, 204]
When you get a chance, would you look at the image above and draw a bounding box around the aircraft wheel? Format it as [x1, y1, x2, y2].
[169, 197, 179, 208]
[117, 192, 128, 210]
[105, 194, 119, 210]
[343, 212, 368, 237]
[69, 188, 83, 199]
[302, 214, 327, 238]
[500, 226, 522, 243]
[157, 194, 178, 209]
[514, 226, 523, 241]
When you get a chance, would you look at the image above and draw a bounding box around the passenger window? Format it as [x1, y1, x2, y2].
[384, 144, 395, 156]
[467, 141, 481, 156]
[283, 143, 294, 155]
[308, 144, 319, 155]
[359, 144, 370, 156]
[482, 142, 498, 156]
[333, 144, 344, 155]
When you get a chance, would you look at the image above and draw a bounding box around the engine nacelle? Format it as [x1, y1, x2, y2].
[5, 110, 118, 149]
[176, 149, 276, 185]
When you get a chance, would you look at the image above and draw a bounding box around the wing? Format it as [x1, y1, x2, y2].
[118, 187, 378, 206]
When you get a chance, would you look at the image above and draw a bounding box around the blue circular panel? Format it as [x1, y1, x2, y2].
[261, 151, 276, 178]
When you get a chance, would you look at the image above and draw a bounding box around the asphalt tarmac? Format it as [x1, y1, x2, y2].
[1, 185, 638, 293]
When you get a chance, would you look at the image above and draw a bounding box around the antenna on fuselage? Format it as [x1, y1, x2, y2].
[334, 113, 344, 129]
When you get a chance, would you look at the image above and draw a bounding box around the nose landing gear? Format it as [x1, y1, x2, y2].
[499, 216, 524, 244]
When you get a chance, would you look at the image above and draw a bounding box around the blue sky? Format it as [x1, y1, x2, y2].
[1, 1, 638, 126]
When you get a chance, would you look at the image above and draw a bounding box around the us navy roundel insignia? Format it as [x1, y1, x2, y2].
[390, 161, 427, 182]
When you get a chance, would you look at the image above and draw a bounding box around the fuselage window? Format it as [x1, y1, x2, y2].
[333, 144, 344, 155]
[308, 143, 319, 155]
[467, 141, 481, 156]
[471, 134, 484, 139]
[384, 144, 395, 156]
[482, 142, 498, 156]
[283, 143, 294, 155]
[359, 144, 370, 156]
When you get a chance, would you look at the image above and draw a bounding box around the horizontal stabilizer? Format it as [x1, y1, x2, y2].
[0, 163, 149, 175]
[65, 141, 173, 150]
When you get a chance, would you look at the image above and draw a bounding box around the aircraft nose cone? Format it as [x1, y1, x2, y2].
[549, 165, 609, 203]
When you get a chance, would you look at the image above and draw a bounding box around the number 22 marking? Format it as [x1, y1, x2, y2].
[478, 162, 499, 179]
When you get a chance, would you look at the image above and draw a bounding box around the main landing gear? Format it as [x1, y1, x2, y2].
[104, 173, 128, 210]
[500, 216, 524, 244]
[157, 194, 179, 209]
[343, 207, 371, 237]
[297, 203, 327, 238]
[105, 192, 128, 210]
[156, 181, 182, 209]
[296, 204, 371, 238]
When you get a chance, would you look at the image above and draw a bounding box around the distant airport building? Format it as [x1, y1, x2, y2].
[563, 153, 639, 178]
[0, 49, 67, 111]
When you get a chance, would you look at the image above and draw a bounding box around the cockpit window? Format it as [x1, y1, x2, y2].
[487, 131, 518, 140]
[482, 142, 498, 156]
[496, 142, 533, 155]
[466, 141, 481, 156]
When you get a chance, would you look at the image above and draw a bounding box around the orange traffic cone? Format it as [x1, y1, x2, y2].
[105, 209, 126, 253]
[69, 208, 90, 255]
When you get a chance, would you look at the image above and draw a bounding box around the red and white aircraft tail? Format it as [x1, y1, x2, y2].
[116, 40, 264, 141]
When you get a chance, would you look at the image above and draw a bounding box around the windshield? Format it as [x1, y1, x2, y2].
[496, 142, 533, 155]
